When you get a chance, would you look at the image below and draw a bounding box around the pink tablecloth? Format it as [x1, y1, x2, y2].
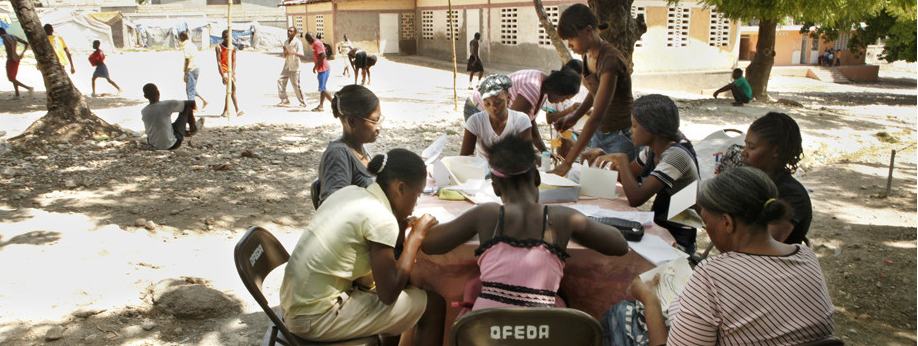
[410, 187, 676, 332]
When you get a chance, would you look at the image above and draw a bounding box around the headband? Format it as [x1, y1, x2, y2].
[377, 154, 388, 174]
[490, 166, 532, 178]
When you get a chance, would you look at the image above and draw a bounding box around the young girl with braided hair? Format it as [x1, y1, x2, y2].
[423, 135, 628, 310]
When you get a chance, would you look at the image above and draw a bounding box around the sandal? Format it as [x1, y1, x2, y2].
[310, 106, 324, 112]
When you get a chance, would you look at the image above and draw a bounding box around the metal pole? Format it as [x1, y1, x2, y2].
[226, 0, 234, 121]
[449, 0, 457, 111]
[885, 149, 896, 197]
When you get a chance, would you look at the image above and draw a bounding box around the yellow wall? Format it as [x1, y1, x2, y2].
[338, 0, 414, 11]
[306, 2, 332, 12]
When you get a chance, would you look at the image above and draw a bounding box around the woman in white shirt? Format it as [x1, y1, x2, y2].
[460, 74, 533, 160]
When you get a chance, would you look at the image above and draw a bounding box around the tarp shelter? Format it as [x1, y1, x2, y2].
[208, 22, 253, 49]
[132, 18, 209, 49]
[39, 9, 116, 54]
[250, 22, 286, 51]
[88, 12, 132, 49]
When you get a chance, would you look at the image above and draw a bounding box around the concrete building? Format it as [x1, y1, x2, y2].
[279, 0, 742, 74]
[739, 24, 866, 66]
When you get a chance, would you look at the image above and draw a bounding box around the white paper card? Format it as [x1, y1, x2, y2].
[639, 257, 692, 313]
[413, 207, 457, 223]
[421, 134, 448, 165]
[539, 171, 580, 187]
[667, 180, 698, 220]
[628, 234, 688, 265]
[580, 166, 619, 199]
[442, 179, 486, 193]
[432, 160, 451, 189]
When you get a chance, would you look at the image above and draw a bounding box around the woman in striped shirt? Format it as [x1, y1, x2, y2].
[631, 167, 835, 346]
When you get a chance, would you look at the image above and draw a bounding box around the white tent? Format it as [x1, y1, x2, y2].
[39, 9, 115, 54]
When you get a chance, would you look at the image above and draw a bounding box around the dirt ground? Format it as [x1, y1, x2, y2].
[0, 50, 915, 346]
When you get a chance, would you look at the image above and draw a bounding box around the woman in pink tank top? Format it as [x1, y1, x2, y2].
[422, 135, 629, 310]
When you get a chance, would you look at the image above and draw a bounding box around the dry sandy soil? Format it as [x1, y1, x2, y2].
[0, 50, 914, 346]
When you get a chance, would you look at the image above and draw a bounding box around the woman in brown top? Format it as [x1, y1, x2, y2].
[550, 3, 635, 177]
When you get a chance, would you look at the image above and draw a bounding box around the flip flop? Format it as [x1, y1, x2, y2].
[310, 107, 324, 112]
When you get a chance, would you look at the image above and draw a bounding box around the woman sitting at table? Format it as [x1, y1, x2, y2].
[742, 112, 812, 244]
[627, 167, 835, 346]
[460, 74, 533, 160]
[281, 149, 445, 346]
[423, 135, 629, 310]
[316, 85, 382, 206]
[588, 94, 699, 254]
[463, 60, 583, 153]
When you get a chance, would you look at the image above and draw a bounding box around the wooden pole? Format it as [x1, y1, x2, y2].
[226, 0, 234, 121]
[885, 149, 896, 197]
[449, 0, 458, 111]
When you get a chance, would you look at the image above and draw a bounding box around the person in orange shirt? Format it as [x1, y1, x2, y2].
[215, 30, 242, 117]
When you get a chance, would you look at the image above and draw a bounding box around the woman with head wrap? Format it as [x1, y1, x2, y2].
[464, 60, 583, 153]
[592, 94, 700, 254]
[460, 74, 533, 160]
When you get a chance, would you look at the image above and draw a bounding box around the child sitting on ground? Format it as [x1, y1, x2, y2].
[587, 94, 700, 254]
[422, 135, 629, 310]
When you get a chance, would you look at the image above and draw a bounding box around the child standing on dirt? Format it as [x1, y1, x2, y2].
[589, 94, 700, 254]
[215, 30, 242, 117]
[422, 135, 628, 310]
[89, 40, 122, 97]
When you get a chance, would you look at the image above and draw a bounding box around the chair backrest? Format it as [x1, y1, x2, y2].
[311, 179, 321, 209]
[234, 226, 300, 346]
[693, 128, 745, 183]
[797, 337, 844, 346]
[449, 308, 601, 346]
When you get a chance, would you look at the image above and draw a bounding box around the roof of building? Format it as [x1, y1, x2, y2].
[277, 0, 331, 6]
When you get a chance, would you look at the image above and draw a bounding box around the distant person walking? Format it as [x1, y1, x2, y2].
[337, 34, 354, 77]
[713, 68, 752, 106]
[278, 26, 306, 107]
[0, 28, 33, 98]
[180, 31, 207, 109]
[347, 48, 377, 86]
[304, 32, 332, 112]
[88, 40, 122, 97]
[44, 24, 75, 75]
[141, 83, 202, 150]
[215, 30, 242, 117]
[467, 32, 484, 90]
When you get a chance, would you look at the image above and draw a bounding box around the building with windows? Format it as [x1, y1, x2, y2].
[279, 0, 741, 74]
[739, 24, 866, 67]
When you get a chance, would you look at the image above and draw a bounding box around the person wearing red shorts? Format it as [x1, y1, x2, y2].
[0, 28, 33, 98]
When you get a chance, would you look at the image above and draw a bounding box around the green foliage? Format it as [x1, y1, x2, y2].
[801, 3, 917, 63]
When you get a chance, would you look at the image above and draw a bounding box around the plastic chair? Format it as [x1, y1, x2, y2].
[798, 337, 844, 346]
[449, 308, 601, 346]
[233, 226, 379, 346]
[693, 128, 745, 183]
[311, 179, 321, 209]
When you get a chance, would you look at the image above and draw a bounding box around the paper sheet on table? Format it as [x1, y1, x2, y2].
[413, 207, 457, 223]
[667, 180, 698, 220]
[628, 234, 688, 265]
[539, 171, 579, 187]
[580, 166, 619, 199]
[421, 134, 448, 165]
[669, 208, 705, 229]
[442, 179, 486, 193]
[639, 257, 692, 316]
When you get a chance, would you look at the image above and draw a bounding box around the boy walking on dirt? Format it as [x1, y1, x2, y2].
[278, 27, 307, 107]
[713, 68, 752, 106]
[89, 40, 122, 97]
[180, 31, 208, 109]
[44, 24, 75, 75]
[141, 83, 203, 150]
[304, 32, 332, 112]
[0, 28, 33, 98]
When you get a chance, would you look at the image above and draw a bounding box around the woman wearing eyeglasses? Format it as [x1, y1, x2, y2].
[317, 85, 385, 206]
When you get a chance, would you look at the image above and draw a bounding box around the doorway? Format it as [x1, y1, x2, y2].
[379, 13, 399, 54]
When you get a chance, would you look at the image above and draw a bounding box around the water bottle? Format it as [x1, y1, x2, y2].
[540, 151, 551, 172]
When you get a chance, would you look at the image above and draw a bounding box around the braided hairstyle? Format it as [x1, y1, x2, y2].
[368, 149, 426, 188]
[332, 84, 380, 120]
[558, 4, 609, 39]
[487, 135, 538, 189]
[698, 167, 792, 229]
[748, 112, 804, 173]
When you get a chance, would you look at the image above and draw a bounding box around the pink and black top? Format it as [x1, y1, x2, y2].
[472, 206, 569, 310]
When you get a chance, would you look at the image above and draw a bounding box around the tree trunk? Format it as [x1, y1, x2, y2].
[588, 0, 646, 71]
[532, 0, 573, 63]
[9, 0, 122, 144]
[745, 19, 777, 100]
